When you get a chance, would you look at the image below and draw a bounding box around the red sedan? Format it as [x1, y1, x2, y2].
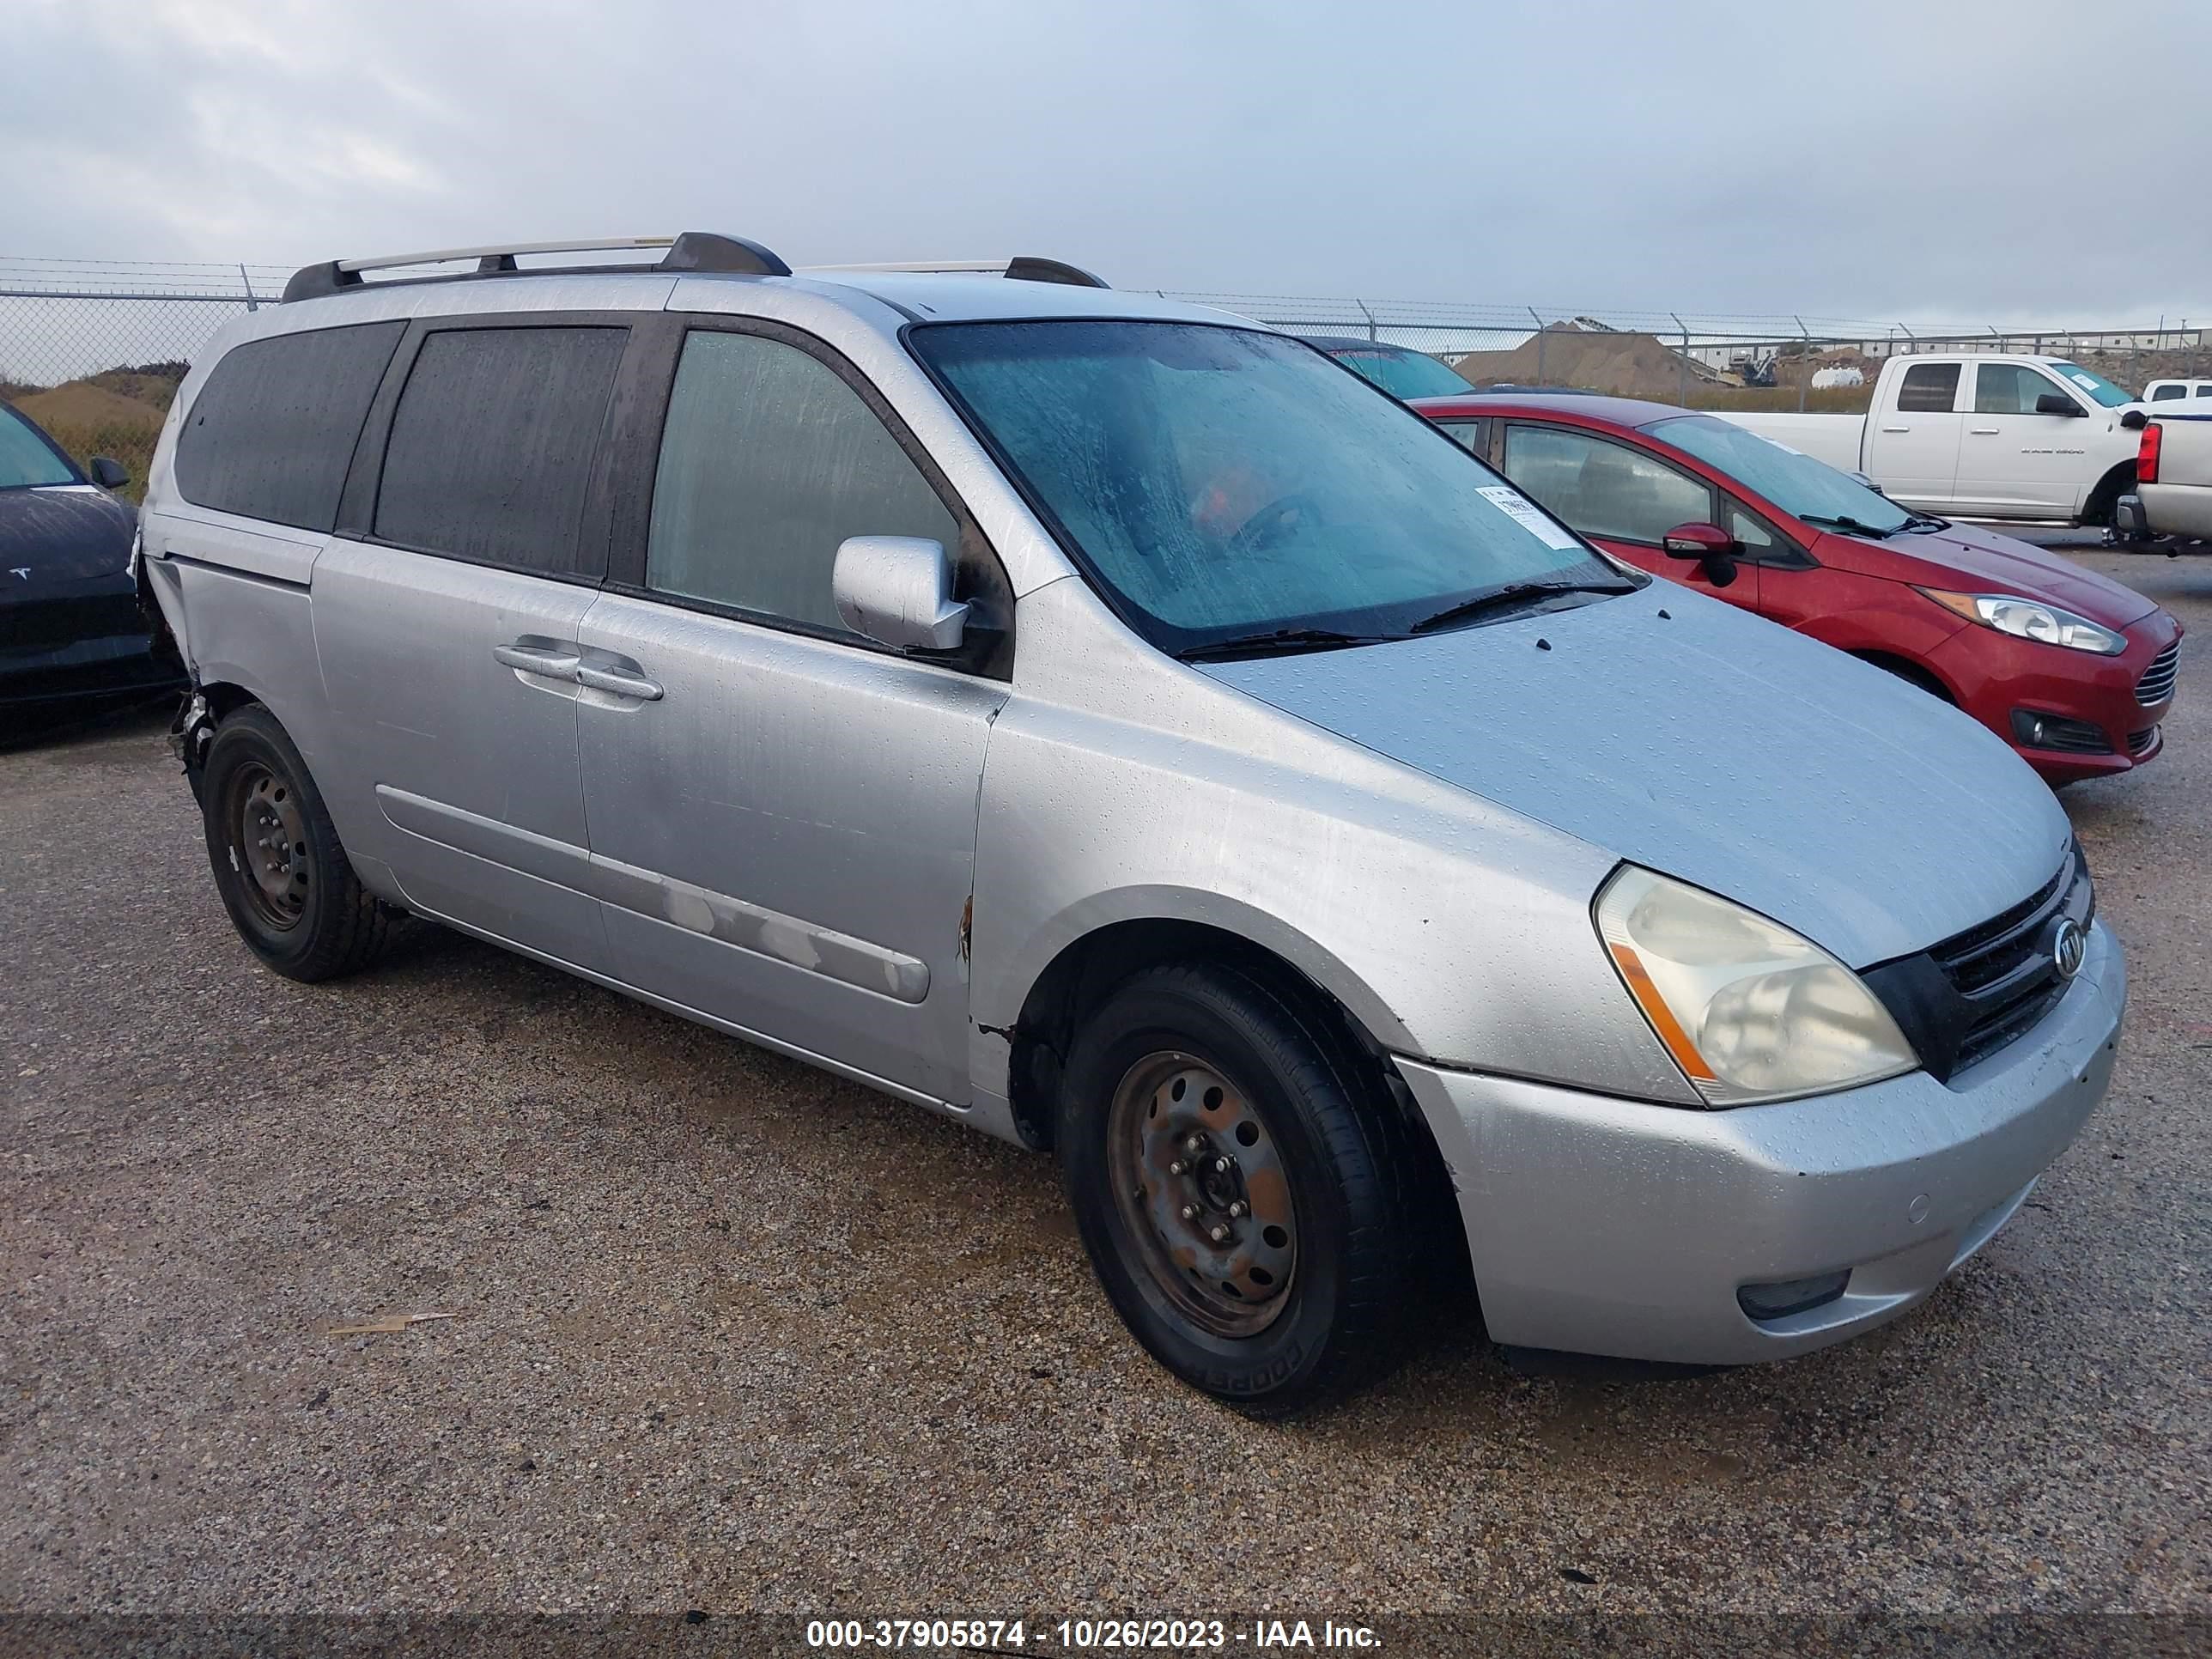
[1413, 392, 2182, 786]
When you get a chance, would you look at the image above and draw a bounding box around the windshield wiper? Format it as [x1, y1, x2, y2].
[1407, 578, 1634, 636]
[1901, 512, 1949, 532]
[1799, 513, 1900, 540]
[1176, 627, 1398, 663]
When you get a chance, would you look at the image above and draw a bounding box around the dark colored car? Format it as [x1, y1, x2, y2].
[1309, 336, 1474, 399]
[0, 402, 178, 724]
[1413, 392, 2183, 786]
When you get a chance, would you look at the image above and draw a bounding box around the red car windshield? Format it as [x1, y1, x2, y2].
[1644, 414, 1915, 535]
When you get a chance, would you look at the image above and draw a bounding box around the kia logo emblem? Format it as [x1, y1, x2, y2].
[2051, 917, 2086, 981]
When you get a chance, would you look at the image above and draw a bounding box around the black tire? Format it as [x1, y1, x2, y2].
[1860, 654, 1954, 703]
[1057, 961, 1421, 1414]
[199, 703, 390, 981]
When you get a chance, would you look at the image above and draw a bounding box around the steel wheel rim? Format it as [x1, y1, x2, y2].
[224, 760, 310, 933]
[1106, 1050, 1298, 1338]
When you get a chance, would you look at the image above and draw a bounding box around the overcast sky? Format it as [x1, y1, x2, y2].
[6, 0, 2208, 327]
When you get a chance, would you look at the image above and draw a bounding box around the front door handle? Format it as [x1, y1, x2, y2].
[494, 641, 581, 680]
[1968, 426, 2002, 435]
[575, 663, 665, 702]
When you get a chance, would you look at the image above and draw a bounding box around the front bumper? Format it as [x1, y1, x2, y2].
[1933, 611, 2180, 784]
[1396, 919, 2124, 1365]
[0, 570, 181, 710]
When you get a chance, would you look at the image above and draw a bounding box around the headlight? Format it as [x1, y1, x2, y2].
[1917, 587, 2125, 655]
[1595, 866, 1918, 1106]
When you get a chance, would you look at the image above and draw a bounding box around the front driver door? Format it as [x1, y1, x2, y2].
[1498, 422, 1757, 609]
[574, 320, 1010, 1104]
[1954, 362, 2087, 518]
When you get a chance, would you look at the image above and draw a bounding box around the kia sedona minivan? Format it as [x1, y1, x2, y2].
[138, 234, 2125, 1412]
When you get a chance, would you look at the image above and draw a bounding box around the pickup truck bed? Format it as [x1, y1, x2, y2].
[2133, 411, 2212, 540]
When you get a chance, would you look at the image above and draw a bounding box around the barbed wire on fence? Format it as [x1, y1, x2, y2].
[2, 256, 2206, 396]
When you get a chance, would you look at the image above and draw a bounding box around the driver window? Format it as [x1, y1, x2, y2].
[1974, 363, 2075, 416]
[1501, 424, 1714, 544]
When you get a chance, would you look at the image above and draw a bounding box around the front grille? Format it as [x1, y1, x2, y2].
[2127, 726, 2159, 757]
[1863, 843, 2094, 1083]
[2137, 638, 2180, 708]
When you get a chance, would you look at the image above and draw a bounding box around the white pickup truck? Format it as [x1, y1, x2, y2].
[2118, 410, 2212, 542]
[1718, 353, 2148, 526]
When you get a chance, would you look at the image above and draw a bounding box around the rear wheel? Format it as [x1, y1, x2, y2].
[200, 704, 390, 981]
[1058, 962, 1421, 1414]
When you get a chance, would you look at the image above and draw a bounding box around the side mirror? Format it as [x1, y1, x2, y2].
[1850, 471, 1888, 496]
[1661, 522, 1735, 558]
[2121, 409, 2148, 430]
[88, 455, 131, 489]
[2035, 393, 2084, 417]
[1660, 521, 1741, 588]
[833, 535, 969, 652]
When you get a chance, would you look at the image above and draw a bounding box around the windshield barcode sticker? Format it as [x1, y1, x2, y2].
[2069, 373, 2100, 390]
[1477, 484, 1582, 550]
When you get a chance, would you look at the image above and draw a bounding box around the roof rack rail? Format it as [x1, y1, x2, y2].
[803, 258, 1109, 289]
[280, 232, 791, 303]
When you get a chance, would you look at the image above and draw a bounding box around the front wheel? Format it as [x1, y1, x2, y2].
[1057, 963, 1423, 1414]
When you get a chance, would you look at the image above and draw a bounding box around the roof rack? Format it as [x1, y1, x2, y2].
[280, 232, 792, 303]
[802, 258, 1109, 289]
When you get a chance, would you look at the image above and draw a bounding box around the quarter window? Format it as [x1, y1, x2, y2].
[1436, 418, 1489, 455]
[1895, 362, 1961, 413]
[1501, 425, 1712, 544]
[374, 326, 627, 578]
[2151, 384, 2185, 401]
[174, 321, 404, 531]
[644, 331, 957, 638]
[1974, 363, 2074, 416]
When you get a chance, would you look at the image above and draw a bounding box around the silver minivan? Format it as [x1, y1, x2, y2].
[139, 234, 2124, 1411]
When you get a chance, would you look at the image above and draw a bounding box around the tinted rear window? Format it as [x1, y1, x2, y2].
[1895, 362, 1960, 413]
[374, 326, 626, 578]
[173, 322, 404, 531]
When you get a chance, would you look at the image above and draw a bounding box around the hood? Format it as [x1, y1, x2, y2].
[0, 484, 137, 589]
[1826, 518, 2160, 629]
[1195, 587, 2073, 968]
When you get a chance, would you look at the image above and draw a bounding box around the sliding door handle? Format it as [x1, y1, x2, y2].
[494, 641, 581, 679]
[575, 663, 664, 702]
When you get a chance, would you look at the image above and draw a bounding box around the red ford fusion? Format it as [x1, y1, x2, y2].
[1413, 392, 2182, 785]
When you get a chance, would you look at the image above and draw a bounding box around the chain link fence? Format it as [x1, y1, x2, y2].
[3, 258, 2207, 496]
[0, 260, 295, 498]
[1164, 292, 2212, 413]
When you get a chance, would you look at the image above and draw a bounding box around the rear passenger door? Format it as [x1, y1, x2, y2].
[1866, 362, 1965, 510]
[574, 319, 1012, 1104]
[313, 317, 632, 973]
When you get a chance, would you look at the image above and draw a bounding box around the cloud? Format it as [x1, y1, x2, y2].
[3, 0, 2207, 325]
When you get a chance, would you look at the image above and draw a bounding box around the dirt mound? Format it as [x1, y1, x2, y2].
[78, 367, 185, 412]
[8, 382, 168, 434]
[1450, 326, 1710, 398]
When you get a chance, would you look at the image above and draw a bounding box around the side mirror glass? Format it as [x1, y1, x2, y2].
[2034, 393, 2083, 417]
[88, 455, 131, 490]
[2121, 409, 2148, 430]
[833, 535, 969, 652]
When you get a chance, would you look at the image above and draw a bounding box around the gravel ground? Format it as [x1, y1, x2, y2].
[3, 545, 2208, 1634]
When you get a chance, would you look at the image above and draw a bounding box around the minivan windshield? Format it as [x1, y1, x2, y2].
[0, 405, 79, 490]
[1644, 412, 1916, 536]
[913, 321, 1633, 654]
[2045, 362, 2134, 409]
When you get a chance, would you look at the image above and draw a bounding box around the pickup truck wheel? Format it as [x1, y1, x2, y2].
[200, 705, 391, 982]
[1057, 962, 1419, 1414]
